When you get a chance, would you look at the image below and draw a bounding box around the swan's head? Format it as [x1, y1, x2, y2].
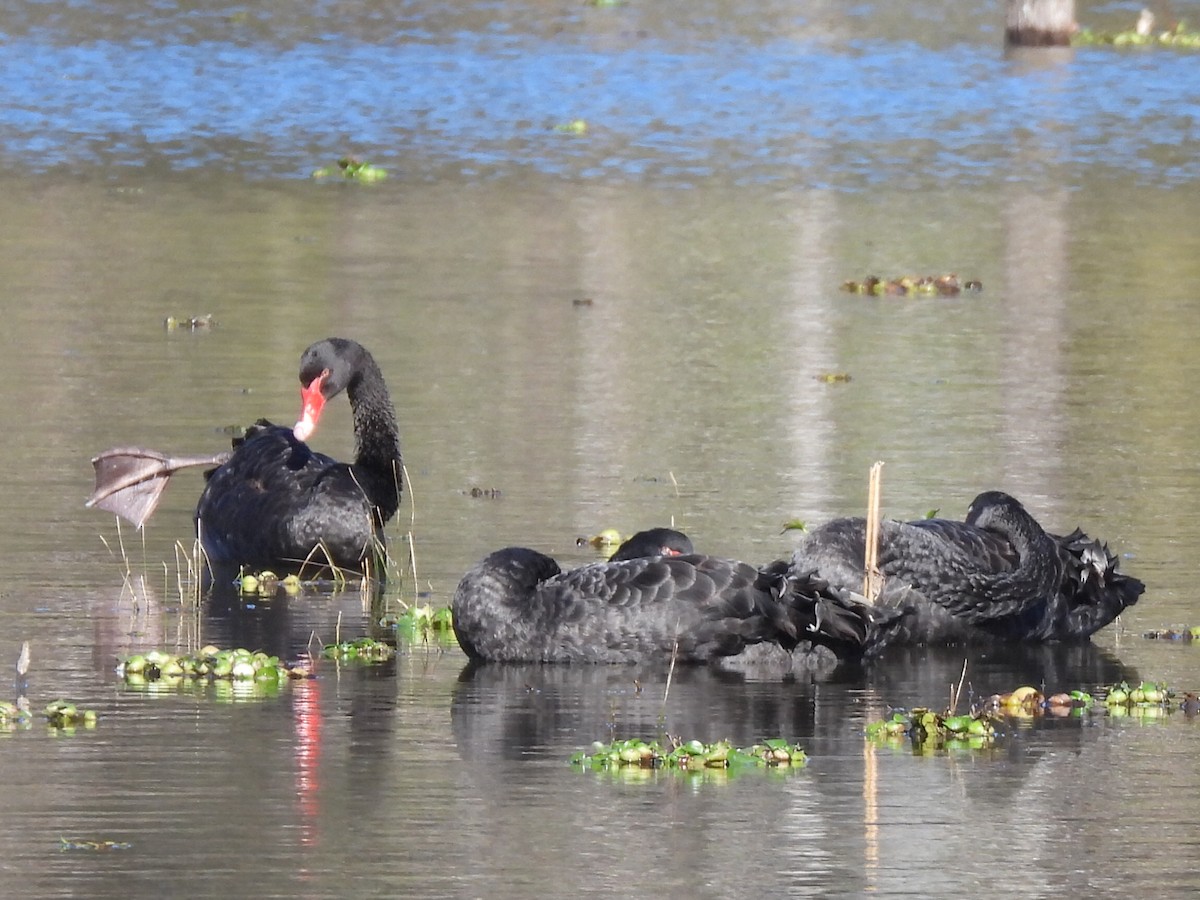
[964, 491, 1026, 530]
[292, 337, 367, 442]
[609, 528, 694, 562]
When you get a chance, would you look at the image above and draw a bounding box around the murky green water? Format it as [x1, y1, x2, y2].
[3, 0, 1200, 895]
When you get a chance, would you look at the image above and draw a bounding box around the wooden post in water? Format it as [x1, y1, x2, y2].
[1005, 0, 1076, 46]
[863, 462, 885, 602]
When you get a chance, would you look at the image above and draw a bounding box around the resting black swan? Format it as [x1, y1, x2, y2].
[451, 529, 889, 664]
[786, 490, 1143, 650]
[606, 527, 694, 561]
[87, 338, 403, 575]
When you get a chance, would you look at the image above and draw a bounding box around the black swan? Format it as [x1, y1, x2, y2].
[451, 529, 891, 664]
[606, 527, 694, 561]
[786, 490, 1143, 650]
[87, 338, 403, 575]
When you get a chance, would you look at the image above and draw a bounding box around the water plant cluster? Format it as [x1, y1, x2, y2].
[60, 837, 132, 852]
[577, 528, 623, 551]
[0, 700, 27, 726]
[1143, 626, 1200, 641]
[321, 637, 396, 662]
[311, 157, 387, 182]
[44, 699, 99, 729]
[571, 737, 807, 772]
[238, 571, 303, 596]
[868, 686, 1094, 752]
[978, 684, 1094, 715]
[867, 708, 1001, 750]
[1074, 21, 1200, 49]
[163, 314, 215, 331]
[0, 699, 98, 731]
[868, 680, 1195, 752]
[383, 604, 456, 645]
[1098, 680, 1197, 719]
[118, 646, 302, 686]
[553, 119, 589, 134]
[841, 274, 983, 297]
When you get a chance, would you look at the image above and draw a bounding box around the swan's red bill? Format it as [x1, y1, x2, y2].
[293, 370, 329, 442]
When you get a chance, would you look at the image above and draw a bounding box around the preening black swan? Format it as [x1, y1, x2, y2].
[451, 529, 886, 664]
[87, 338, 403, 575]
[606, 527, 694, 561]
[786, 490, 1143, 649]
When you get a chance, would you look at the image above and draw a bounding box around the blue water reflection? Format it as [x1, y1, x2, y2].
[1, 15, 1198, 185]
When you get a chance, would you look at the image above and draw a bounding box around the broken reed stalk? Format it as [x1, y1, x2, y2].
[663, 635, 680, 712]
[949, 658, 969, 714]
[863, 461, 885, 602]
[406, 531, 419, 606]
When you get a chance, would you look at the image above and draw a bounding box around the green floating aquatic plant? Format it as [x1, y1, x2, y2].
[571, 737, 807, 773]
[577, 528, 623, 550]
[1099, 680, 1189, 720]
[841, 274, 982, 297]
[868, 679, 1193, 749]
[382, 605, 456, 645]
[553, 119, 589, 135]
[43, 699, 98, 730]
[118, 646, 303, 688]
[238, 570, 302, 597]
[0, 700, 30, 728]
[1143, 626, 1200, 641]
[1074, 19, 1200, 49]
[321, 636, 397, 662]
[867, 684, 1103, 752]
[60, 837, 133, 852]
[2, 698, 98, 732]
[312, 157, 388, 182]
[163, 314, 215, 331]
[866, 707, 1001, 753]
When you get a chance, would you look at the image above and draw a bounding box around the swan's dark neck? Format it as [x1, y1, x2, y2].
[346, 359, 403, 523]
[966, 491, 1063, 605]
[968, 492, 1043, 552]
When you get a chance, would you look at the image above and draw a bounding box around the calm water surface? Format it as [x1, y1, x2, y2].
[2, 1, 1200, 896]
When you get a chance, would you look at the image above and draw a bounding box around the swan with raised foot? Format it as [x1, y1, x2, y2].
[88, 338, 403, 575]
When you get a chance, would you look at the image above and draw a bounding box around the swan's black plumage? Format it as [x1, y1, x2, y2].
[195, 338, 402, 574]
[787, 491, 1142, 650]
[452, 529, 884, 664]
[606, 528, 694, 561]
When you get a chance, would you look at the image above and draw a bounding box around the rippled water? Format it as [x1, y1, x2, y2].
[2, 0, 1200, 896]
[1, 1, 1198, 185]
